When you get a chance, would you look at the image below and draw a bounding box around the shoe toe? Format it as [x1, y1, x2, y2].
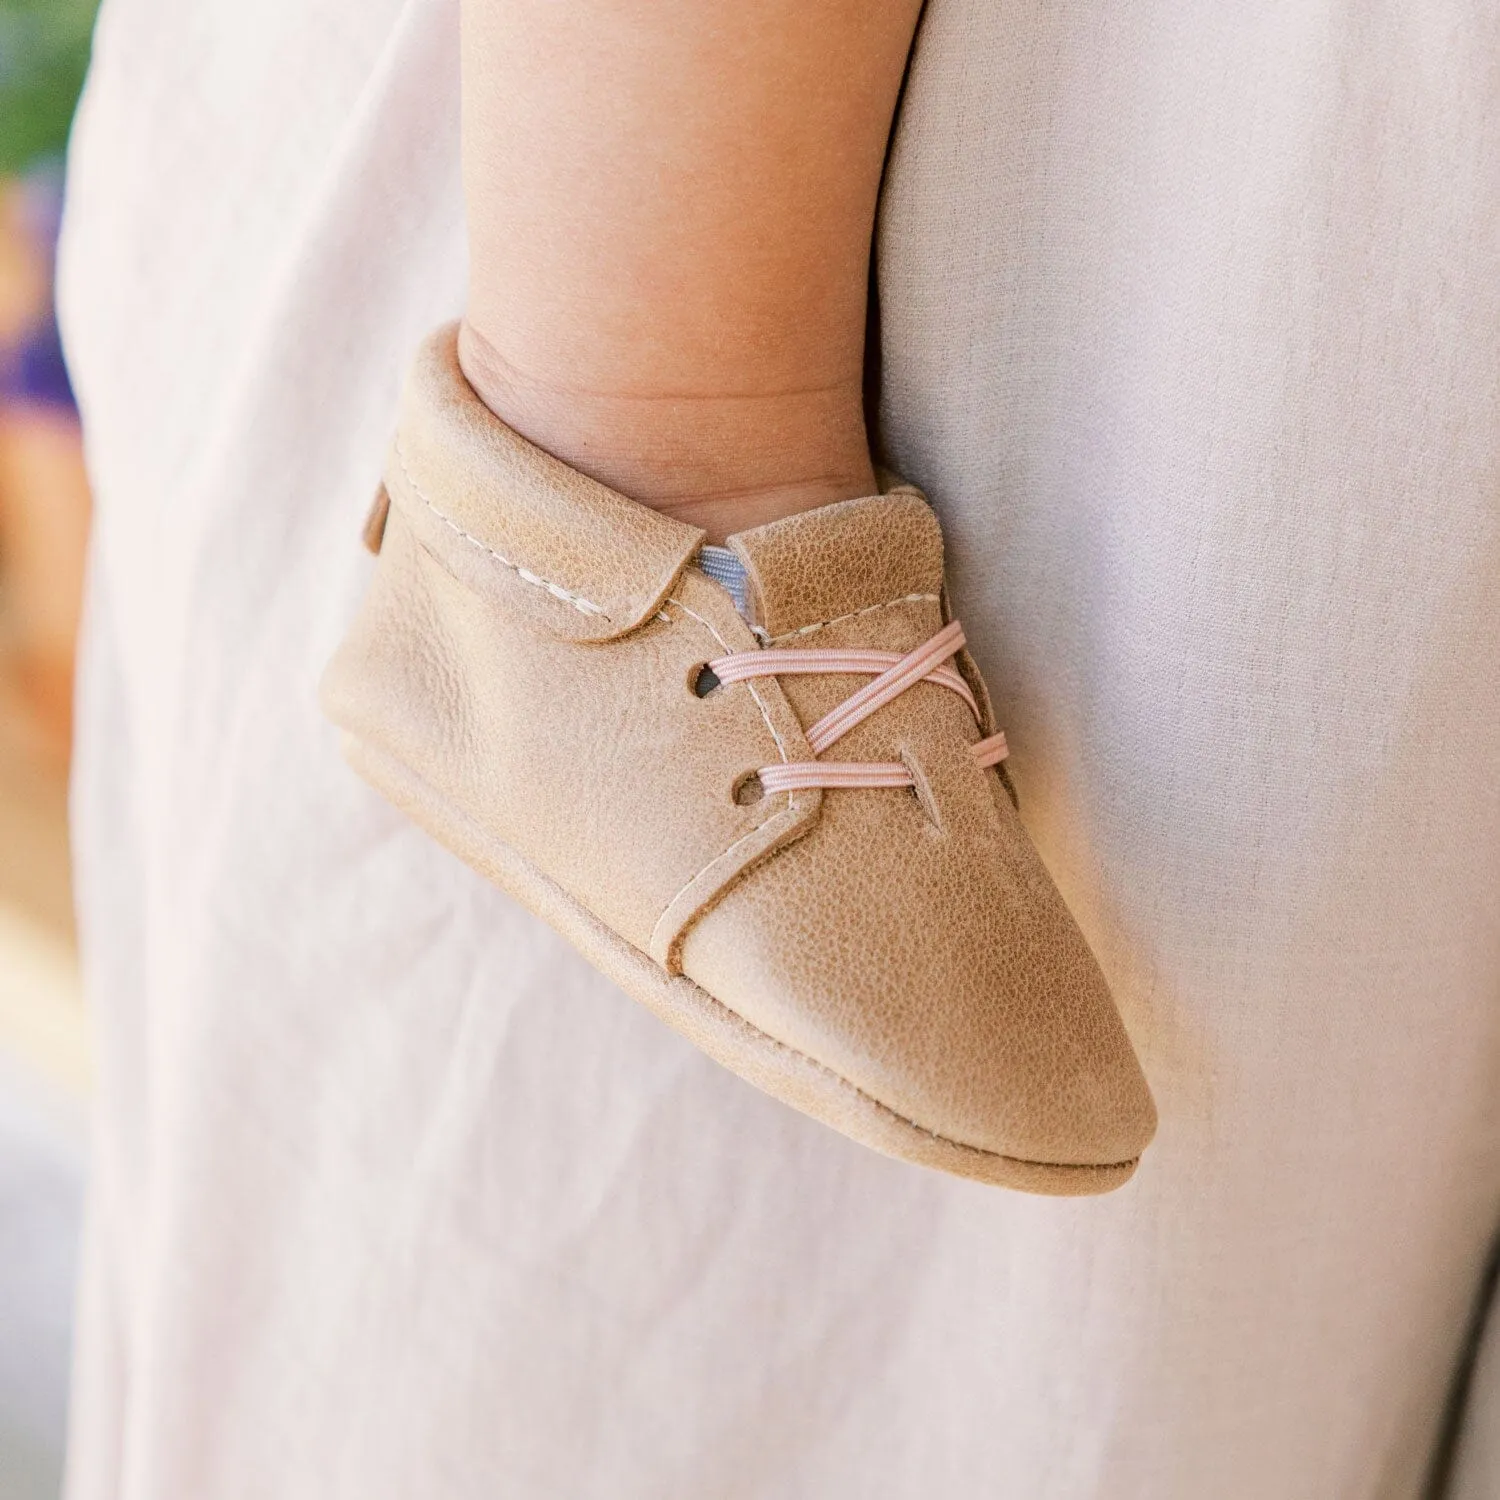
[681, 783, 1156, 1175]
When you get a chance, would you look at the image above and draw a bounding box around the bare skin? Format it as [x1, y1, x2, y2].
[460, 0, 924, 542]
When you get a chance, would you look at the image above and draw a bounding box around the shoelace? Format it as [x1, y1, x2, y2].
[706, 618, 1009, 794]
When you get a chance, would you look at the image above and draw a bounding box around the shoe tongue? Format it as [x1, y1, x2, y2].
[726, 486, 945, 639]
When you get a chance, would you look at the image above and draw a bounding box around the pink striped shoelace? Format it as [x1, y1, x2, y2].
[706, 618, 1009, 794]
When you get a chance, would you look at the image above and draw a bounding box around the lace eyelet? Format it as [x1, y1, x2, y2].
[731, 770, 764, 806]
[688, 663, 721, 698]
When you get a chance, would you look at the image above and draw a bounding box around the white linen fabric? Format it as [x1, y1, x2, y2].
[57, 0, 1500, 1495]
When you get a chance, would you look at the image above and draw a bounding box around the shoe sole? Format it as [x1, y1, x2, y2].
[343, 732, 1138, 1195]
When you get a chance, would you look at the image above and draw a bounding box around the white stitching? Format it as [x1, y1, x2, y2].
[665, 597, 797, 811]
[767, 593, 938, 643]
[652, 599, 808, 964]
[393, 438, 609, 619]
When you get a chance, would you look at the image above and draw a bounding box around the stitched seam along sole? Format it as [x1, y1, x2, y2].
[340, 733, 1139, 1192]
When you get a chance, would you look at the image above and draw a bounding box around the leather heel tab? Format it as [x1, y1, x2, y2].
[362, 485, 391, 554]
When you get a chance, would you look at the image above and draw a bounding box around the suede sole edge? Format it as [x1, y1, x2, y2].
[340, 732, 1138, 1196]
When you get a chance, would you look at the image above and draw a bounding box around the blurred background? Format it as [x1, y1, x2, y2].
[0, 0, 102, 1495]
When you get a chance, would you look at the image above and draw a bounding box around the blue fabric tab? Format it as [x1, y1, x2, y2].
[696, 545, 750, 615]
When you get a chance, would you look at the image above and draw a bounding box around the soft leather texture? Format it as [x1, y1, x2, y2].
[390, 332, 707, 642]
[691, 505, 1154, 1166]
[321, 324, 1156, 1174]
[728, 486, 938, 639]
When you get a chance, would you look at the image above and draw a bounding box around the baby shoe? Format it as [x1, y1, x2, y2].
[321, 324, 1156, 1192]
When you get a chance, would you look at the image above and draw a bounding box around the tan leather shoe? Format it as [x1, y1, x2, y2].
[321, 325, 1156, 1193]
